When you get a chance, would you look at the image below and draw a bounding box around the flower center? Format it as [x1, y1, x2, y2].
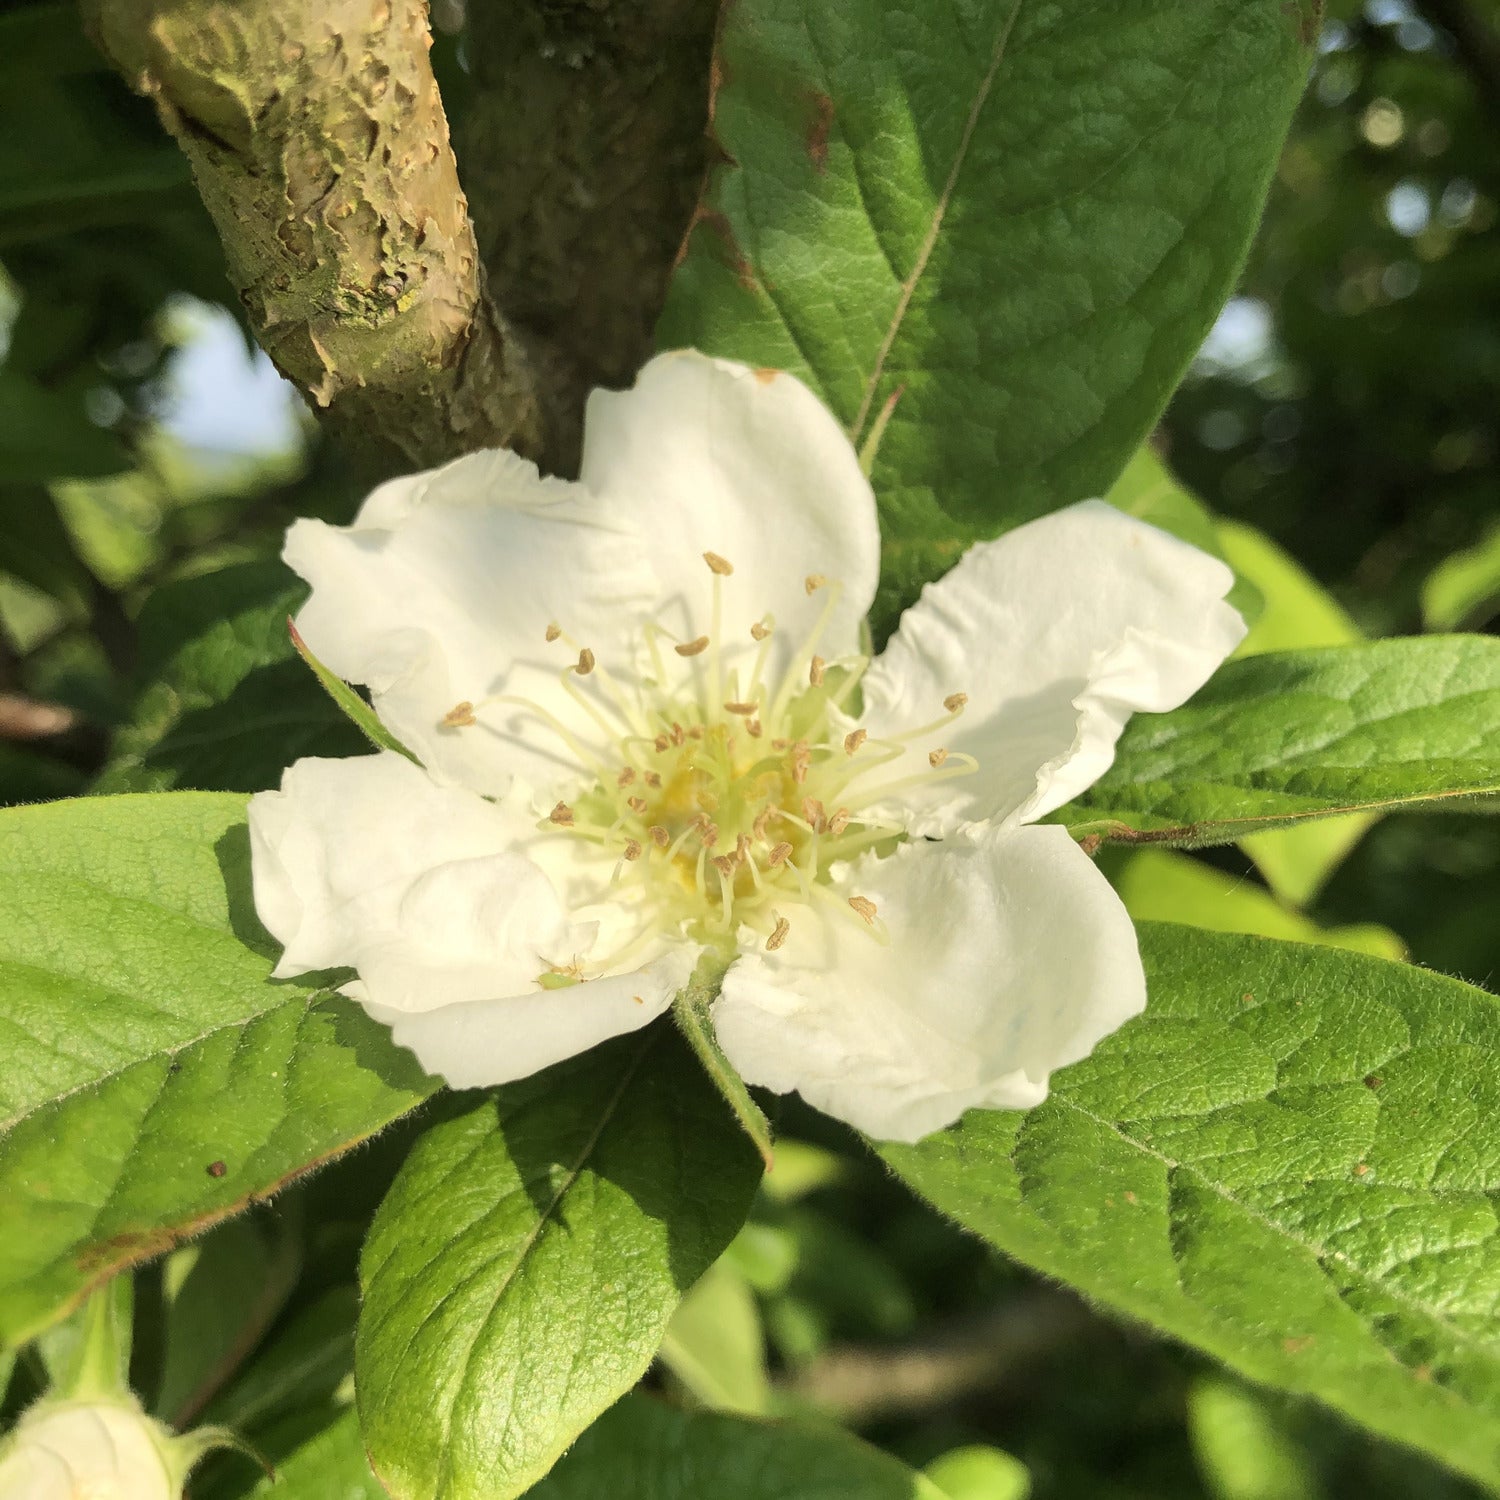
[444, 553, 976, 964]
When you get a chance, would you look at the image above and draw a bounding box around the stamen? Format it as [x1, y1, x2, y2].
[576, 648, 595, 675]
[752, 808, 772, 842]
[623, 839, 642, 860]
[703, 551, 735, 576]
[944, 692, 969, 713]
[711, 853, 736, 878]
[844, 728, 868, 755]
[750, 620, 772, 641]
[827, 808, 852, 836]
[617, 767, 637, 786]
[644, 770, 662, 788]
[929, 748, 949, 768]
[805, 573, 827, 595]
[654, 734, 670, 753]
[627, 795, 648, 814]
[442, 701, 477, 728]
[802, 797, 826, 832]
[767, 914, 791, 951]
[767, 841, 793, 868]
[545, 622, 561, 642]
[649, 825, 671, 848]
[676, 636, 710, 657]
[747, 718, 763, 738]
[809, 655, 826, 687]
[724, 701, 758, 716]
[790, 742, 812, 784]
[848, 895, 878, 924]
[549, 802, 574, 827]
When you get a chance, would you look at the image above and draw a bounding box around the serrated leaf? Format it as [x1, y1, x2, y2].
[1064, 637, 1500, 847]
[882, 924, 1500, 1489]
[0, 793, 435, 1346]
[529, 1394, 946, 1499]
[356, 1031, 763, 1500]
[660, 0, 1312, 633]
[95, 562, 363, 794]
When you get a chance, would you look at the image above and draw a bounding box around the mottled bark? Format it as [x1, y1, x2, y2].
[458, 0, 720, 471]
[84, 0, 546, 474]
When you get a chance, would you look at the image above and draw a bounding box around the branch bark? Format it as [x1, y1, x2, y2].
[83, 0, 546, 475]
[458, 0, 720, 469]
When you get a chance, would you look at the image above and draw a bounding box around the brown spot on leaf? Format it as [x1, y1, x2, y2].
[1282, 1335, 1315, 1354]
[207, 1160, 227, 1178]
[1364, 1074, 1384, 1090]
[1123, 1190, 1138, 1205]
[806, 91, 834, 173]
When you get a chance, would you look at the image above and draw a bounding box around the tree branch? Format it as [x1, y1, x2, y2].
[83, 0, 547, 475]
[458, 0, 720, 470]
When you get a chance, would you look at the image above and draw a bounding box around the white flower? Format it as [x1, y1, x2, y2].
[249, 352, 1243, 1143]
[0, 1400, 177, 1500]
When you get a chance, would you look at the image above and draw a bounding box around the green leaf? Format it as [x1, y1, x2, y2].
[660, 0, 1312, 633]
[1114, 849, 1405, 961]
[528, 1393, 946, 1499]
[356, 1031, 763, 1500]
[1188, 1378, 1321, 1500]
[0, 370, 131, 482]
[0, 793, 435, 1346]
[882, 924, 1500, 1490]
[659, 1257, 771, 1415]
[153, 1213, 300, 1427]
[1064, 637, 1500, 847]
[1423, 522, 1500, 633]
[203, 1405, 379, 1500]
[95, 562, 364, 794]
[923, 1445, 1032, 1500]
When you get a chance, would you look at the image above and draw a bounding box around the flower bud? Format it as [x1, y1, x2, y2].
[0, 1399, 178, 1500]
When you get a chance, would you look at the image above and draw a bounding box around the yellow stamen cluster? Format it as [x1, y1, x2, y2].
[442, 551, 978, 968]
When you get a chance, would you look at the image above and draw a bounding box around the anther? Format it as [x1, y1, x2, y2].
[688, 725, 705, 740]
[790, 742, 812, 784]
[767, 841, 793, 868]
[735, 833, 752, 862]
[804, 573, 827, 595]
[442, 701, 477, 728]
[545, 622, 561, 642]
[649, 825, 671, 848]
[576, 648, 595, 675]
[617, 767, 637, 787]
[848, 895, 878, 924]
[644, 770, 662, 788]
[802, 797, 826, 831]
[772, 738, 789, 750]
[654, 734, 670, 753]
[627, 795, 649, 814]
[675, 636, 711, 657]
[844, 728, 868, 755]
[944, 692, 969, 713]
[700, 823, 720, 849]
[767, 914, 791, 951]
[750, 620, 772, 641]
[623, 839, 642, 861]
[703, 551, 734, 576]
[711, 853, 736, 877]
[670, 723, 686, 746]
[929, 748, 949, 768]
[827, 808, 852, 836]
[752, 808, 772, 841]
[747, 718, 763, 738]
[809, 655, 826, 687]
[548, 802, 574, 827]
[724, 701, 758, 716]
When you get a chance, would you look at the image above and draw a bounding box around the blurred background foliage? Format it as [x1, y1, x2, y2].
[0, 0, 1495, 1494]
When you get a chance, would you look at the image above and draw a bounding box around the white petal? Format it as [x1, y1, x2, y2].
[713, 825, 1144, 1143]
[366, 944, 699, 1089]
[0, 1402, 174, 1500]
[580, 351, 880, 686]
[857, 501, 1246, 835]
[248, 752, 580, 997]
[284, 448, 658, 797]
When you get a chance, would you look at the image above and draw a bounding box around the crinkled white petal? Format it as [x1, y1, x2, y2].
[0, 1401, 174, 1500]
[858, 501, 1246, 835]
[580, 351, 880, 688]
[284, 448, 658, 798]
[713, 824, 1145, 1143]
[361, 944, 699, 1090]
[248, 752, 583, 1002]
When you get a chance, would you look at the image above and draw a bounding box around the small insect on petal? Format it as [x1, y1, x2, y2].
[767, 914, 791, 951]
[848, 895, 878, 924]
[549, 801, 575, 826]
[442, 701, 477, 727]
[675, 635, 711, 657]
[703, 550, 734, 576]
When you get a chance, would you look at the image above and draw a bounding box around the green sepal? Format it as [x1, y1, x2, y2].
[287, 617, 418, 762]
